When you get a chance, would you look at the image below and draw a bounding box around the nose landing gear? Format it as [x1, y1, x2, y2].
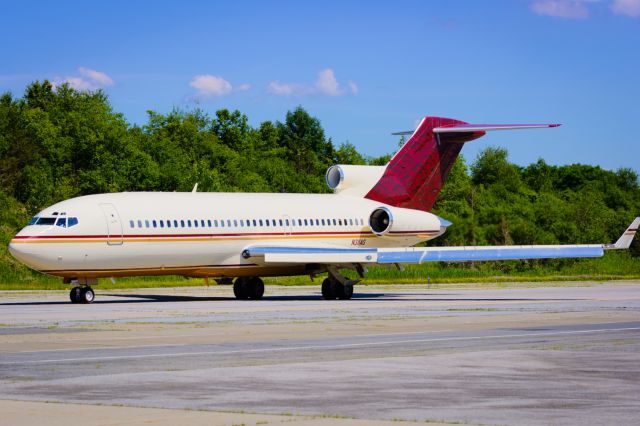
[69, 286, 95, 304]
[67, 278, 97, 304]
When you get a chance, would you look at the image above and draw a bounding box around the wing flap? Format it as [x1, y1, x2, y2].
[377, 245, 603, 264]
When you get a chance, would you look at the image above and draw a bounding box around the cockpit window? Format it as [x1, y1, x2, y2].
[35, 217, 56, 225]
[30, 216, 79, 227]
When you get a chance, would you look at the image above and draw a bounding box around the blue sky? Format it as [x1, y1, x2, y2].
[2, 0, 639, 172]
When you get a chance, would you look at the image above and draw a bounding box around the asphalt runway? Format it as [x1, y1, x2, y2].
[1, 282, 639, 425]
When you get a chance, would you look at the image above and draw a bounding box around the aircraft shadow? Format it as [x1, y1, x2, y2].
[0, 292, 579, 305]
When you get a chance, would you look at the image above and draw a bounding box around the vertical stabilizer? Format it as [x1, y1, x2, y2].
[364, 116, 483, 212]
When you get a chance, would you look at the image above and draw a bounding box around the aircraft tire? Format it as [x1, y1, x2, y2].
[338, 284, 353, 300]
[70, 286, 82, 304]
[321, 278, 337, 300]
[234, 278, 251, 300]
[248, 277, 264, 300]
[81, 287, 95, 304]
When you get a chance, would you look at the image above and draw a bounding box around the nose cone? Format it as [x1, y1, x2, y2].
[8, 237, 31, 266]
[8, 233, 46, 271]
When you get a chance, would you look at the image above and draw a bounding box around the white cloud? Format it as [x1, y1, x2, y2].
[267, 68, 357, 97]
[189, 74, 250, 98]
[348, 80, 359, 95]
[611, 0, 640, 17]
[190, 75, 232, 97]
[530, 0, 591, 19]
[267, 81, 310, 96]
[53, 67, 114, 90]
[315, 69, 342, 96]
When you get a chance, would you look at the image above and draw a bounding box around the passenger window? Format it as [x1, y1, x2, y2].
[279, 219, 283, 226]
[194, 220, 198, 228]
[285, 219, 289, 226]
[220, 220, 225, 227]
[68, 217, 78, 227]
[174, 220, 178, 228]
[214, 220, 218, 227]
[253, 219, 257, 226]
[188, 220, 192, 227]
[349, 219, 353, 226]
[259, 220, 263, 226]
[304, 219, 308, 226]
[201, 220, 205, 227]
[160, 220, 164, 228]
[266, 219, 270, 226]
[333, 219, 337, 226]
[227, 220, 231, 227]
[153, 220, 157, 228]
[56, 218, 66, 228]
[129, 220, 134, 228]
[138, 220, 142, 228]
[321, 219, 325, 226]
[145, 220, 150, 228]
[207, 220, 211, 227]
[234, 220, 238, 227]
[180, 220, 185, 227]
[167, 220, 171, 228]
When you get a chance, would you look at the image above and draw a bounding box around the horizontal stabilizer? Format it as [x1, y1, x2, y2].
[433, 123, 560, 133]
[392, 123, 560, 136]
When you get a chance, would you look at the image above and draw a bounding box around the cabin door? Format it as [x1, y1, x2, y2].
[99, 203, 124, 245]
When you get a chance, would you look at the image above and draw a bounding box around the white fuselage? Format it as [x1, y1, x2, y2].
[9, 192, 444, 279]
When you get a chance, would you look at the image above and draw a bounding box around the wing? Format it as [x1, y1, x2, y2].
[242, 218, 639, 265]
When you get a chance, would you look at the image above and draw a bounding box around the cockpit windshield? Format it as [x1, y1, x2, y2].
[29, 216, 79, 227]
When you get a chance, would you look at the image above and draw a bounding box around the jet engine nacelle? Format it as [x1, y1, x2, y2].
[326, 165, 386, 197]
[369, 206, 442, 237]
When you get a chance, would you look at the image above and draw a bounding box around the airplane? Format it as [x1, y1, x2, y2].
[8, 116, 639, 304]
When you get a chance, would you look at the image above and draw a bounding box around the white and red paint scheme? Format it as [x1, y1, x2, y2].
[9, 117, 638, 303]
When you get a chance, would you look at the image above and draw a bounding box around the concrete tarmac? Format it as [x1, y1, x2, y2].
[1, 282, 639, 425]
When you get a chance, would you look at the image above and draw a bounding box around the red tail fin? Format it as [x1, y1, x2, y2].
[364, 117, 483, 212]
[365, 117, 560, 212]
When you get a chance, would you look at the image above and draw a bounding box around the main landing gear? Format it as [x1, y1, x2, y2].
[69, 286, 95, 304]
[321, 277, 354, 300]
[233, 277, 265, 300]
[321, 267, 359, 300]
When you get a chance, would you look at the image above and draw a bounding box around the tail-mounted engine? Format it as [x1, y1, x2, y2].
[326, 165, 386, 197]
[368, 206, 442, 237]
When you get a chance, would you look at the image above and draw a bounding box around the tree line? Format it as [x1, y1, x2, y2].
[0, 82, 638, 282]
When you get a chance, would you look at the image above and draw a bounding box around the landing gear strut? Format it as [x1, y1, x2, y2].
[233, 277, 265, 300]
[69, 286, 95, 304]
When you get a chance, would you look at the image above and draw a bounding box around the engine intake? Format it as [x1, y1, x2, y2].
[325, 165, 386, 197]
[369, 207, 393, 236]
